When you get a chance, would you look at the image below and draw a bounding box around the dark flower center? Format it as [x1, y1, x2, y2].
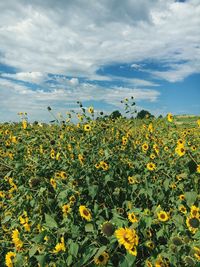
[189, 218, 199, 228]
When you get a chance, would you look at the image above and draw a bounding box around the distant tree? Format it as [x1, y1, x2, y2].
[136, 110, 154, 119]
[110, 110, 122, 120]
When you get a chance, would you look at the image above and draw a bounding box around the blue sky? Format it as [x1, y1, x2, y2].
[0, 0, 199, 122]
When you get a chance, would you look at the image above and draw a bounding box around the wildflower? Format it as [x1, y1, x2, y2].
[60, 171, 67, 179]
[88, 106, 94, 114]
[53, 236, 66, 253]
[50, 178, 57, 189]
[62, 204, 71, 216]
[128, 176, 138, 184]
[179, 205, 187, 214]
[94, 251, 109, 265]
[5, 252, 16, 267]
[190, 205, 199, 217]
[79, 205, 92, 221]
[197, 165, 200, 173]
[147, 162, 156, 171]
[167, 113, 173, 122]
[157, 210, 169, 222]
[145, 240, 155, 250]
[150, 153, 156, 160]
[179, 194, 185, 200]
[142, 143, 149, 152]
[115, 227, 139, 251]
[128, 212, 138, 223]
[12, 229, 23, 250]
[84, 124, 91, 131]
[193, 246, 200, 261]
[175, 146, 186, 157]
[186, 215, 199, 234]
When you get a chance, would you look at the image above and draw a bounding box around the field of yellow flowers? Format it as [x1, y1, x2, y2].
[0, 101, 200, 267]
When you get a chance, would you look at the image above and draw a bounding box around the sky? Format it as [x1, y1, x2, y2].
[0, 0, 200, 122]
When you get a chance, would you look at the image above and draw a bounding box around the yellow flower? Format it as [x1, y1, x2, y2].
[157, 210, 169, 222]
[197, 119, 200, 127]
[179, 194, 185, 200]
[175, 146, 186, 157]
[145, 259, 153, 267]
[12, 229, 23, 250]
[50, 178, 57, 189]
[147, 162, 156, 171]
[179, 205, 187, 214]
[197, 165, 200, 173]
[62, 204, 71, 216]
[5, 252, 16, 267]
[53, 236, 66, 253]
[128, 212, 138, 223]
[60, 171, 67, 179]
[94, 251, 109, 265]
[115, 227, 139, 251]
[79, 205, 92, 221]
[190, 205, 199, 217]
[84, 124, 91, 131]
[145, 240, 155, 250]
[100, 161, 109, 171]
[142, 143, 149, 152]
[186, 215, 199, 234]
[127, 246, 137, 256]
[167, 113, 173, 122]
[155, 256, 169, 267]
[22, 120, 27, 129]
[88, 106, 94, 114]
[128, 176, 138, 184]
[193, 246, 200, 261]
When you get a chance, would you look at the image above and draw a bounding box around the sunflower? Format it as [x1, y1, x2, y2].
[100, 161, 109, 171]
[128, 212, 138, 223]
[145, 260, 153, 267]
[145, 240, 155, 250]
[94, 251, 109, 265]
[128, 176, 138, 184]
[147, 162, 156, 171]
[155, 256, 170, 267]
[127, 246, 137, 256]
[62, 204, 71, 216]
[186, 215, 199, 234]
[142, 143, 149, 152]
[122, 136, 128, 145]
[193, 246, 200, 261]
[167, 113, 173, 122]
[12, 229, 23, 250]
[88, 106, 94, 114]
[157, 210, 169, 222]
[179, 205, 187, 214]
[60, 171, 67, 179]
[84, 124, 91, 132]
[50, 178, 57, 189]
[115, 227, 139, 251]
[179, 194, 185, 201]
[53, 236, 66, 253]
[5, 252, 16, 267]
[79, 205, 92, 221]
[175, 146, 185, 157]
[197, 165, 200, 173]
[190, 205, 199, 217]
[150, 153, 156, 160]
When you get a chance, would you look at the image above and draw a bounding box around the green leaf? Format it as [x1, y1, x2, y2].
[32, 231, 46, 243]
[29, 245, 38, 257]
[45, 213, 58, 228]
[2, 215, 12, 224]
[185, 191, 197, 206]
[85, 223, 94, 232]
[163, 179, 170, 191]
[35, 255, 46, 267]
[66, 255, 73, 266]
[15, 253, 24, 267]
[94, 246, 107, 260]
[69, 242, 79, 257]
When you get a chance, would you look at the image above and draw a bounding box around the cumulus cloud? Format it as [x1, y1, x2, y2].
[0, 0, 199, 81]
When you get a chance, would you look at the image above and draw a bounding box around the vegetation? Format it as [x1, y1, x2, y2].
[0, 98, 200, 267]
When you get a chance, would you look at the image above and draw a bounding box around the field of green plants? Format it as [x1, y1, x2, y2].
[0, 100, 200, 267]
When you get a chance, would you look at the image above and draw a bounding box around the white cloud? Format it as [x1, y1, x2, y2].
[0, 77, 160, 121]
[1, 72, 48, 84]
[0, 0, 199, 81]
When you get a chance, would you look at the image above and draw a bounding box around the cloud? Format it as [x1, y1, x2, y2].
[1, 72, 48, 84]
[0, 77, 160, 121]
[0, 0, 199, 81]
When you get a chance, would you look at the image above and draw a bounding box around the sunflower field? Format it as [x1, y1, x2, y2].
[0, 99, 200, 267]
